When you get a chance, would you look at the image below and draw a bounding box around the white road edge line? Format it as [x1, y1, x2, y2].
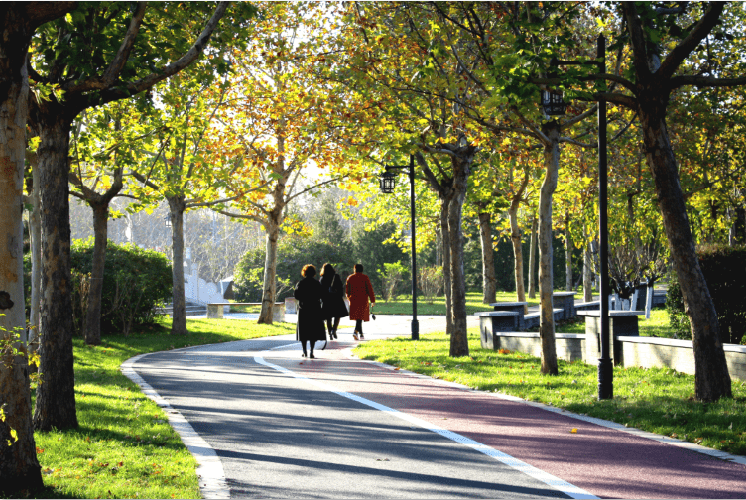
[122, 353, 230, 499]
[254, 350, 598, 500]
[354, 355, 746, 466]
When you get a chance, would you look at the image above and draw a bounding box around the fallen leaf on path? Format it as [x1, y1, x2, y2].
[570, 428, 578, 434]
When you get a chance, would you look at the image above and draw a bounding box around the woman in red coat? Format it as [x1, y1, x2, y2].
[345, 263, 376, 341]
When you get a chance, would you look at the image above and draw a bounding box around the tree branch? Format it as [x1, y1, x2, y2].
[622, 3, 653, 82]
[97, 1, 229, 105]
[658, 2, 725, 81]
[561, 104, 597, 129]
[670, 74, 746, 89]
[63, 3, 148, 93]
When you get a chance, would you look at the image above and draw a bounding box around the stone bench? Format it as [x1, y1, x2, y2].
[524, 308, 565, 330]
[207, 302, 285, 322]
[575, 301, 600, 312]
[489, 302, 527, 330]
[552, 291, 577, 320]
[476, 311, 520, 349]
[578, 310, 645, 365]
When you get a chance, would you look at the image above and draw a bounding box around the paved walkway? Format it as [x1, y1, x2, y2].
[128, 316, 746, 499]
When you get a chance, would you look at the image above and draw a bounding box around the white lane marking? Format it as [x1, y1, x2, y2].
[254, 351, 598, 500]
[122, 354, 230, 499]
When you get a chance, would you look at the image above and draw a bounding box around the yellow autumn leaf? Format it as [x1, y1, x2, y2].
[570, 428, 578, 434]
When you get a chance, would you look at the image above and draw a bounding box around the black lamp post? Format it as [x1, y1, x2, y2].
[549, 35, 612, 399]
[379, 154, 419, 340]
[541, 66, 568, 118]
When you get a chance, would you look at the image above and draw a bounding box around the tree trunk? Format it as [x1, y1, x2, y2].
[447, 148, 475, 358]
[168, 197, 188, 336]
[639, 99, 731, 401]
[583, 222, 593, 303]
[0, 33, 44, 491]
[29, 163, 42, 348]
[564, 214, 573, 291]
[528, 214, 538, 299]
[477, 211, 496, 305]
[83, 202, 109, 345]
[508, 201, 527, 313]
[627, 193, 643, 273]
[538, 121, 560, 375]
[258, 219, 280, 324]
[33, 107, 78, 431]
[439, 199, 453, 336]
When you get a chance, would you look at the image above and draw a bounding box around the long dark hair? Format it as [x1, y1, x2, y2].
[321, 262, 335, 277]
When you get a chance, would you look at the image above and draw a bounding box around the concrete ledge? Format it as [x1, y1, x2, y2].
[575, 301, 599, 310]
[488, 302, 527, 307]
[475, 311, 520, 317]
[578, 310, 646, 317]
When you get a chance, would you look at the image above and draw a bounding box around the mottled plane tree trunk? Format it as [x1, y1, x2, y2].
[69, 168, 124, 345]
[528, 214, 538, 299]
[476, 207, 496, 305]
[618, 2, 737, 400]
[537, 121, 561, 375]
[508, 169, 530, 313]
[0, 3, 75, 491]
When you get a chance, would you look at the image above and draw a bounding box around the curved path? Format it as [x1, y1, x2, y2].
[129, 317, 746, 499]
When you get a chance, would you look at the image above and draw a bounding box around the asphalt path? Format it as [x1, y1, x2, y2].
[131, 316, 746, 499]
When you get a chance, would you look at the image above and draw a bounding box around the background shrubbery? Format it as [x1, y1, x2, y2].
[666, 244, 746, 344]
[26, 240, 172, 336]
[69, 239, 172, 336]
[233, 222, 407, 302]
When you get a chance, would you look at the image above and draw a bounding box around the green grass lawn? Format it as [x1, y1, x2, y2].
[29, 317, 294, 499]
[353, 328, 746, 456]
[373, 291, 542, 316]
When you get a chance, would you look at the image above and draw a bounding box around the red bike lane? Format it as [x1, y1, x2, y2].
[264, 343, 746, 499]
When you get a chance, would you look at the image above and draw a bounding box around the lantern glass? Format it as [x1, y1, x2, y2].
[165, 215, 172, 228]
[542, 89, 566, 116]
[379, 171, 397, 193]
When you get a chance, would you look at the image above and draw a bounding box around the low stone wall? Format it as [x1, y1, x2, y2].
[486, 332, 746, 382]
[482, 331, 585, 362]
[619, 336, 746, 381]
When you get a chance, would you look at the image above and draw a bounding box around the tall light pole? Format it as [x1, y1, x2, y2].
[547, 34, 612, 399]
[379, 154, 419, 340]
[596, 35, 612, 399]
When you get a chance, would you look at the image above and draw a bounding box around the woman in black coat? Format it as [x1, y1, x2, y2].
[294, 264, 326, 358]
[319, 263, 348, 340]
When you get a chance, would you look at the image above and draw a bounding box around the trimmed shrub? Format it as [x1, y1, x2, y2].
[70, 239, 172, 336]
[666, 245, 746, 344]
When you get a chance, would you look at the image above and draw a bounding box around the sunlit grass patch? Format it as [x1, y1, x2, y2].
[354, 328, 746, 456]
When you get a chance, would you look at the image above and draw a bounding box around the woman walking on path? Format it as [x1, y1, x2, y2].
[294, 264, 326, 358]
[346, 263, 376, 341]
[320, 263, 348, 340]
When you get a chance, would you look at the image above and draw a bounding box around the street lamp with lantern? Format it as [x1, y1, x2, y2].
[164, 214, 173, 228]
[378, 154, 419, 340]
[544, 35, 612, 400]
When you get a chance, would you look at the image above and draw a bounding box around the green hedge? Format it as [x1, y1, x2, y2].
[70, 239, 172, 335]
[24, 240, 172, 336]
[667, 245, 746, 344]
